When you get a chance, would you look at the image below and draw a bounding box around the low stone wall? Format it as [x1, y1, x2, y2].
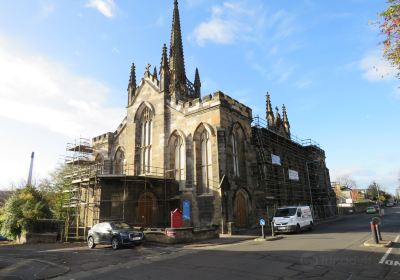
[144, 227, 219, 244]
[16, 219, 64, 244]
[16, 232, 58, 244]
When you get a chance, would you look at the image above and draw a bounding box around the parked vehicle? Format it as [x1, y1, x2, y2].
[386, 202, 394, 207]
[272, 206, 313, 233]
[0, 235, 7, 241]
[366, 206, 377, 214]
[87, 222, 145, 250]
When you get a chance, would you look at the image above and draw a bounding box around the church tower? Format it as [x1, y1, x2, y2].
[169, 0, 187, 98]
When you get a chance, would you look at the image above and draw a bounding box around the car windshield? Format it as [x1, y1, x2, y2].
[275, 208, 297, 217]
[111, 222, 132, 230]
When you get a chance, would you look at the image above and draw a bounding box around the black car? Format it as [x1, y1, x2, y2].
[87, 222, 145, 250]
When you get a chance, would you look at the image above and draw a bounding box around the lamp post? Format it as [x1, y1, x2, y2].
[305, 162, 314, 216]
[305, 159, 323, 218]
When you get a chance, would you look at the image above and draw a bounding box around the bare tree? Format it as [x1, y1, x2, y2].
[335, 175, 357, 189]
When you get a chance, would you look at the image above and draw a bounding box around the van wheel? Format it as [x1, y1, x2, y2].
[296, 224, 301, 233]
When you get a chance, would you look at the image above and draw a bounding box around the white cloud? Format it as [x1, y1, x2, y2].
[0, 35, 125, 138]
[0, 35, 125, 189]
[360, 52, 397, 82]
[191, 1, 298, 47]
[86, 0, 117, 18]
[192, 1, 265, 46]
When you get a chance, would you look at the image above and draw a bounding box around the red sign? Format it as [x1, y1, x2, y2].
[171, 208, 183, 228]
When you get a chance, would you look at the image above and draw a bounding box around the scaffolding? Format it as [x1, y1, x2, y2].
[62, 137, 181, 241]
[63, 137, 98, 241]
[252, 116, 336, 221]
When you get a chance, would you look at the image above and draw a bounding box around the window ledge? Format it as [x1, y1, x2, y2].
[197, 193, 214, 197]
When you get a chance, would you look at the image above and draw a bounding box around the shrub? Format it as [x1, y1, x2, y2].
[0, 185, 52, 239]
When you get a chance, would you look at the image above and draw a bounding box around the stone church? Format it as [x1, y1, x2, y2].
[78, 0, 335, 232]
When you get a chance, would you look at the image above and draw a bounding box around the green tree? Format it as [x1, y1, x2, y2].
[366, 181, 392, 202]
[380, 0, 400, 77]
[366, 181, 381, 201]
[38, 164, 72, 220]
[0, 185, 52, 239]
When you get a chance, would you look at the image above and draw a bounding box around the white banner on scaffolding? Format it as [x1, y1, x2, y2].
[288, 169, 299, 181]
[271, 154, 281, 165]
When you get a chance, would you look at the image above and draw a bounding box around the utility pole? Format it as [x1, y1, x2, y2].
[305, 162, 314, 216]
[27, 152, 35, 186]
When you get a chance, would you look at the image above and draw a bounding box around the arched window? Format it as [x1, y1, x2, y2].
[140, 107, 152, 174]
[201, 131, 212, 193]
[230, 123, 247, 180]
[194, 123, 214, 194]
[95, 154, 104, 174]
[114, 148, 125, 175]
[231, 133, 239, 177]
[174, 137, 185, 180]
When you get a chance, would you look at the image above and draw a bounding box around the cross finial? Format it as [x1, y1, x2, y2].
[145, 63, 151, 72]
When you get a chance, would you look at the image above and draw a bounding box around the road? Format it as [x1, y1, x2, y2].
[0, 207, 399, 280]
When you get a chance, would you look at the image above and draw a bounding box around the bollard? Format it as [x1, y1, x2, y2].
[271, 222, 275, 237]
[370, 221, 379, 244]
[261, 224, 265, 239]
[376, 224, 383, 241]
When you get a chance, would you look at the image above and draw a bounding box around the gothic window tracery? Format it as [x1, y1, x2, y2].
[140, 107, 152, 174]
[231, 133, 239, 177]
[200, 130, 212, 193]
[174, 136, 185, 180]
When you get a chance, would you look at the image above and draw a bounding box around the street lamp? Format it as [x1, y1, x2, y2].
[305, 159, 323, 218]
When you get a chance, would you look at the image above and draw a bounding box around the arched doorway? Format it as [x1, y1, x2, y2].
[234, 191, 248, 227]
[137, 192, 157, 227]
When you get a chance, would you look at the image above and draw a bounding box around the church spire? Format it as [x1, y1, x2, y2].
[282, 104, 291, 138]
[169, 0, 187, 96]
[194, 68, 201, 98]
[266, 93, 275, 129]
[160, 44, 170, 94]
[127, 63, 136, 106]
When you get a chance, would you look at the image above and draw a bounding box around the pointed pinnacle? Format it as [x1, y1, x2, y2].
[153, 66, 158, 79]
[161, 44, 169, 68]
[129, 63, 136, 86]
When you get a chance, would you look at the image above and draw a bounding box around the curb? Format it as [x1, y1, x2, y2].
[363, 239, 393, 248]
[254, 236, 284, 242]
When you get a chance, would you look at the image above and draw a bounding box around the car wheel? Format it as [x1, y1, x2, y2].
[111, 237, 119, 250]
[296, 224, 301, 233]
[309, 222, 313, 231]
[88, 236, 96, 249]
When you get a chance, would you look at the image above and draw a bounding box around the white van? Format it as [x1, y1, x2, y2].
[272, 206, 313, 233]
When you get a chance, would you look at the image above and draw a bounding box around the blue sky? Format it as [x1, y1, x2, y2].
[0, 0, 399, 193]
